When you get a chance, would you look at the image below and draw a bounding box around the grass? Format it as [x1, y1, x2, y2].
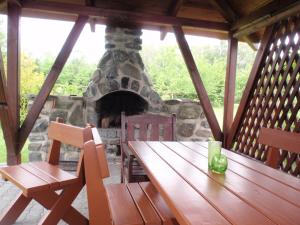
[0, 127, 29, 164]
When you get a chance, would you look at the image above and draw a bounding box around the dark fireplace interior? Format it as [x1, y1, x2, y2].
[96, 91, 149, 128]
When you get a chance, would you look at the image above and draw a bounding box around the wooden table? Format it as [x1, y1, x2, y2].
[128, 141, 300, 225]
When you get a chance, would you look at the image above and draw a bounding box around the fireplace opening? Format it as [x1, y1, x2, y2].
[96, 91, 149, 128]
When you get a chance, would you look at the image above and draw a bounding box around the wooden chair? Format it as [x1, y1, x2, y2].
[121, 112, 176, 183]
[84, 140, 178, 225]
[0, 119, 93, 225]
[258, 127, 300, 168]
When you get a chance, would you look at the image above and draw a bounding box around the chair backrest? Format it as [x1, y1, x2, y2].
[84, 140, 112, 225]
[258, 127, 300, 168]
[47, 119, 93, 178]
[121, 112, 176, 143]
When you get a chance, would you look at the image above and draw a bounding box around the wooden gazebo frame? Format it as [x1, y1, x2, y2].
[0, 0, 299, 170]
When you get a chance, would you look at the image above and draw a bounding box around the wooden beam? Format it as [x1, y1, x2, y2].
[160, 0, 183, 40]
[18, 15, 88, 152]
[232, 0, 300, 38]
[227, 24, 276, 148]
[223, 35, 237, 148]
[21, 0, 229, 31]
[173, 26, 223, 141]
[209, 0, 236, 22]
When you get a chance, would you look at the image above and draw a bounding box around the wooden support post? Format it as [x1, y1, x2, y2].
[227, 24, 276, 148]
[18, 15, 88, 152]
[6, 1, 21, 164]
[223, 35, 237, 148]
[173, 26, 223, 141]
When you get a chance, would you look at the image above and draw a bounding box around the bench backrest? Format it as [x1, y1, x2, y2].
[258, 127, 300, 168]
[84, 140, 112, 225]
[47, 119, 93, 178]
[121, 112, 176, 143]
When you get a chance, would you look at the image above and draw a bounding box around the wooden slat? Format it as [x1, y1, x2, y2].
[106, 184, 144, 225]
[147, 142, 274, 225]
[173, 26, 222, 141]
[223, 35, 237, 148]
[18, 15, 88, 152]
[162, 141, 300, 225]
[21, 0, 229, 31]
[126, 183, 162, 225]
[0, 165, 50, 197]
[182, 142, 300, 207]
[194, 142, 300, 192]
[227, 24, 275, 148]
[139, 182, 178, 225]
[128, 141, 231, 225]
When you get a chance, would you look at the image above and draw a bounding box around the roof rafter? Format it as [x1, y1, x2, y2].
[21, 0, 229, 31]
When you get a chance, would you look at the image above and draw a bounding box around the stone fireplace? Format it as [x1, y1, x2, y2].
[27, 26, 213, 169]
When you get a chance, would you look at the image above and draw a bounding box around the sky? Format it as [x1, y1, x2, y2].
[0, 16, 222, 64]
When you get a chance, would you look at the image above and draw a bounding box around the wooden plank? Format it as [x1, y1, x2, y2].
[128, 141, 231, 225]
[163, 141, 300, 225]
[18, 15, 88, 152]
[227, 24, 275, 148]
[127, 183, 162, 225]
[21, 0, 229, 31]
[0, 165, 50, 197]
[208, 0, 236, 22]
[194, 142, 300, 192]
[223, 35, 237, 148]
[258, 128, 300, 154]
[182, 142, 300, 207]
[173, 26, 222, 141]
[106, 184, 144, 225]
[147, 142, 274, 225]
[232, 0, 300, 37]
[139, 182, 178, 225]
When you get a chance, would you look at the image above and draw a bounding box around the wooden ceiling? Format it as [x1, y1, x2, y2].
[2, 0, 300, 44]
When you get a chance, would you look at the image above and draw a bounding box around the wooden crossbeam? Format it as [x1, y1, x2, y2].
[173, 26, 222, 141]
[223, 35, 237, 148]
[17, 15, 88, 153]
[226, 24, 276, 148]
[21, 0, 229, 31]
[160, 0, 184, 40]
[232, 0, 300, 38]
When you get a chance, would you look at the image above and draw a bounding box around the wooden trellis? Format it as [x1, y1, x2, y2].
[232, 14, 300, 177]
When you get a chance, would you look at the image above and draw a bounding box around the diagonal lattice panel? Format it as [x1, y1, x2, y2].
[233, 14, 300, 177]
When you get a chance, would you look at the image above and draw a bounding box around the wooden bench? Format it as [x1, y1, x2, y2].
[84, 140, 178, 225]
[121, 112, 176, 183]
[258, 127, 300, 168]
[0, 119, 93, 225]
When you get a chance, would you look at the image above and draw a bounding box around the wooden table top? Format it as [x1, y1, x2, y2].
[128, 141, 300, 225]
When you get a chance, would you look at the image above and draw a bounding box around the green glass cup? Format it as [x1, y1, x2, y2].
[211, 154, 228, 174]
[208, 141, 221, 169]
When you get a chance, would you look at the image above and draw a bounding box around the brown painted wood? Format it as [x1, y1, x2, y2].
[232, 0, 300, 37]
[147, 141, 274, 225]
[223, 35, 238, 148]
[173, 26, 222, 141]
[128, 141, 231, 225]
[160, 141, 300, 224]
[21, 0, 229, 31]
[18, 15, 88, 152]
[184, 142, 300, 208]
[47, 117, 63, 165]
[121, 113, 176, 182]
[227, 24, 275, 148]
[139, 182, 178, 225]
[127, 183, 162, 225]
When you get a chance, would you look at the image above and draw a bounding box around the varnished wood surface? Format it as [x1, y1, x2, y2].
[128, 141, 300, 225]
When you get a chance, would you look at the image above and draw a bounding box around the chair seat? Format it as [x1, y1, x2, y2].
[0, 162, 78, 197]
[106, 182, 177, 225]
